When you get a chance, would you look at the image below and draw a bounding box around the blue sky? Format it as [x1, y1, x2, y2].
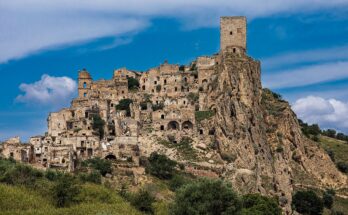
[1, 1, 348, 141]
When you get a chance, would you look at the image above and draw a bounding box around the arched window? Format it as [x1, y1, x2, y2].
[161, 114, 165, 119]
[164, 79, 167, 85]
[142, 86, 146, 90]
[83, 93, 87, 97]
[160, 125, 164, 130]
[83, 82, 87, 88]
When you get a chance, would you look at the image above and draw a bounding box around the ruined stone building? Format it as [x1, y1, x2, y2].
[1, 16, 346, 213]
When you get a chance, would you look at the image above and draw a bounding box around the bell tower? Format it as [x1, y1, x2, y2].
[78, 69, 92, 98]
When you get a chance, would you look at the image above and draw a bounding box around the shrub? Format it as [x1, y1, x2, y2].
[92, 114, 105, 139]
[127, 77, 139, 90]
[195, 110, 214, 123]
[51, 175, 80, 207]
[156, 85, 161, 92]
[187, 93, 199, 103]
[1, 164, 43, 186]
[170, 178, 241, 215]
[82, 158, 112, 176]
[336, 162, 348, 173]
[152, 102, 164, 111]
[45, 169, 63, 181]
[241, 193, 281, 215]
[115, 99, 133, 116]
[292, 190, 323, 215]
[146, 152, 177, 179]
[325, 149, 335, 162]
[130, 189, 155, 214]
[78, 171, 102, 184]
[168, 174, 190, 191]
[323, 189, 335, 209]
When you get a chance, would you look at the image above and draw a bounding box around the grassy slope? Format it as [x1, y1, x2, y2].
[319, 136, 348, 163]
[0, 183, 142, 215]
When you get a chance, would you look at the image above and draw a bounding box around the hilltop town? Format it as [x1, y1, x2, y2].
[1, 17, 347, 213]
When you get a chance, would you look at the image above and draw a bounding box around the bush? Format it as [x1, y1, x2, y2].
[82, 158, 112, 176]
[92, 114, 105, 139]
[323, 189, 335, 209]
[292, 190, 323, 215]
[127, 77, 139, 90]
[1, 164, 43, 186]
[241, 193, 281, 215]
[116, 99, 133, 116]
[156, 85, 161, 92]
[152, 102, 164, 111]
[170, 178, 241, 215]
[336, 162, 348, 173]
[195, 110, 214, 123]
[168, 174, 190, 191]
[45, 169, 63, 181]
[78, 171, 102, 184]
[146, 152, 177, 179]
[326, 149, 335, 162]
[51, 175, 80, 207]
[130, 189, 155, 214]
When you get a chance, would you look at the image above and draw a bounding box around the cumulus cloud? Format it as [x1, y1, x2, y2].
[263, 61, 348, 89]
[16, 75, 77, 107]
[1, 0, 348, 63]
[292, 96, 348, 132]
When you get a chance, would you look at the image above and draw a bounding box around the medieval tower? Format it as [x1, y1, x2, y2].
[220, 16, 247, 53]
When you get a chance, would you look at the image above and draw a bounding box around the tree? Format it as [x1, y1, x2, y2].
[170, 178, 241, 215]
[323, 189, 335, 209]
[130, 189, 155, 214]
[92, 114, 105, 139]
[324, 129, 337, 138]
[292, 190, 323, 215]
[241, 194, 282, 215]
[115, 99, 133, 116]
[127, 77, 139, 90]
[82, 158, 112, 176]
[336, 162, 348, 173]
[51, 175, 80, 207]
[146, 152, 177, 179]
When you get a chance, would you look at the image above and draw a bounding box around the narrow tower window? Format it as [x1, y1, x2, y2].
[83, 82, 87, 88]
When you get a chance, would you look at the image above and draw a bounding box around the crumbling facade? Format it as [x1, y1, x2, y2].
[1, 16, 247, 172]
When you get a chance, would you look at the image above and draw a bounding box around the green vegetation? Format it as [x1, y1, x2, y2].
[146, 152, 177, 180]
[52, 174, 80, 207]
[195, 110, 214, 123]
[129, 189, 155, 214]
[319, 136, 348, 174]
[116, 98, 133, 116]
[156, 85, 161, 92]
[170, 178, 241, 215]
[152, 102, 164, 111]
[92, 114, 105, 139]
[0, 158, 141, 215]
[292, 190, 324, 215]
[127, 77, 140, 91]
[81, 157, 112, 176]
[241, 193, 281, 215]
[187, 92, 199, 103]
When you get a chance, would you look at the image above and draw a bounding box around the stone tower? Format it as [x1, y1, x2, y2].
[78, 69, 92, 98]
[220, 16, 247, 53]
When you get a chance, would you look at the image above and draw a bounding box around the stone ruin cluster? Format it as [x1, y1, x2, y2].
[0, 16, 248, 172]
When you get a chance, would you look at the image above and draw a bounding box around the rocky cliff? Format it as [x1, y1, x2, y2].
[150, 50, 348, 213]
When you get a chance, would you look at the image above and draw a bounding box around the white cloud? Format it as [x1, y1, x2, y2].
[16, 75, 77, 107]
[1, 0, 348, 63]
[263, 61, 348, 89]
[292, 96, 348, 132]
[262, 45, 348, 71]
